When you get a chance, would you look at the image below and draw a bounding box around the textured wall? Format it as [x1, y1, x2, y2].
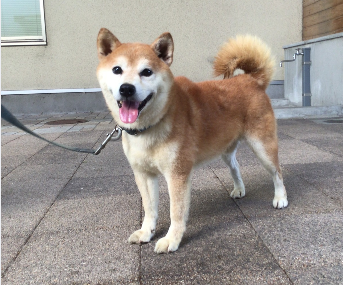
[1, 0, 302, 91]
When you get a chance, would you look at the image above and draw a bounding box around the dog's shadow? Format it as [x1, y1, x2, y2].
[149, 186, 243, 249]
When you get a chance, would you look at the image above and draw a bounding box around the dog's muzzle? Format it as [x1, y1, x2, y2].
[116, 84, 153, 124]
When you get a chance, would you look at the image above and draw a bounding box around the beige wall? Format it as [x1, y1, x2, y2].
[1, 0, 302, 91]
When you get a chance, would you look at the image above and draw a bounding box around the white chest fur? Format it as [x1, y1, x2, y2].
[122, 132, 179, 176]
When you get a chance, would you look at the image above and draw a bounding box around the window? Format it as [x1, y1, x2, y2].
[1, 0, 46, 46]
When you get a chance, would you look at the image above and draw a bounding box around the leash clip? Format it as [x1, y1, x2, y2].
[94, 125, 122, 155]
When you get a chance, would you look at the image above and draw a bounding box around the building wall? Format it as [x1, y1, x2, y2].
[303, 0, 343, 41]
[283, 33, 343, 107]
[1, 0, 302, 91]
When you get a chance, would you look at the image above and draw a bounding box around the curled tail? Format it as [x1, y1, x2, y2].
[213, 35, 275, 90]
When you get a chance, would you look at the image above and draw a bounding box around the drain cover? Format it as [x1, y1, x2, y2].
[323, 119, 343, 124]
[46, 119, 88, 125]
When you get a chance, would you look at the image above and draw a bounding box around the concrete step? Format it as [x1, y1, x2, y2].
[271, 99, 296, 108]
[273, 104, 343, 119]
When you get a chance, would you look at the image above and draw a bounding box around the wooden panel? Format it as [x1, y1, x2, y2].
[303, 0, 343, 17]
[303, 0, 343, 40]
[303, 0, 321, 8]
[303, 16, 343, 39]
[303, 3, 343, 26]
[304, 28, 343, 41]
[303, 27, 343, 39]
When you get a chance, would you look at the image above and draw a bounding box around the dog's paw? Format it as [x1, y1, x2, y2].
[273, 196, 288, 209]
[230, 186, 245, 199]
[128, 229, 153, 244]
[154, 237, 179, 254]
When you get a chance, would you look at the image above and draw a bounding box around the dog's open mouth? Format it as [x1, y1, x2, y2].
[117, 93, 153, 124]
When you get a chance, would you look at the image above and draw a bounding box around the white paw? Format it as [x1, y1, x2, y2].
[230, 186, 245, 199]
[154, 237, 179, 254]
[128, 229, 154, 244]
[273, 196, 288, 209]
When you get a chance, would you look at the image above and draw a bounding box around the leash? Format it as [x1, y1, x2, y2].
[1, 104, 122, 155]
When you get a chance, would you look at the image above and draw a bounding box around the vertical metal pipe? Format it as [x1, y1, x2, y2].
[302, 48, 311, 106]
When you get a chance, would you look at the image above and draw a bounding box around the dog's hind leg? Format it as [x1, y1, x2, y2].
[128, 171, 159, 244]
[222, 143, 246, 199]
[154, 172, 192, 253]
[246, 134, 288, 209]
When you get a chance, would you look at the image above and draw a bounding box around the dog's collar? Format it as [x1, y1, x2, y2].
[119, 125, 152, 136]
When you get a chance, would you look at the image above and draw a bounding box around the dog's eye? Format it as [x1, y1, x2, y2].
[112, 66, 123, 75]
[140, 68, 153, 77]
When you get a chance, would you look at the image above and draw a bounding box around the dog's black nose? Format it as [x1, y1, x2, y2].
[119, 83, 136, 97]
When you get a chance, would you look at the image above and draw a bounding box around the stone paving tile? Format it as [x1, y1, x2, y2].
[1, 155, 28, 179]
[4, 163, 78, 184]
[1, 113, 343, 284]
[1, 118, 12, 127]
[95, 112, 111, 120]
[278, 139, 342, 164]
[80, 125, 99, 132]
[33, 126, 74, 134]
[1, 132, 24, 136]
[59, 175, 137, 200]
[1, 173, 69, 207]
[2, 116, 51, 127]
[250, 213, 343, 285]
[208, 141, 261, 169]
[73, 140, 133, 178]
[141, 223, 292, 285]
[208, 155, 292, 200]
[206, 136, 339, 171]
[1, 133, 59, 156]
[21, 145, 88, 166]
[74, 158, 133, 178]
[277, 131, 295, 140]
[65, 125, 85, 132]
[303, 136, 343, 156]
[140, 167, 291, 284]
[2, 230, 140, 285]
[33, 194, 141, 234]
[104, 113, 114, 119]
[277, 119, 331, 139]
[93, 122, 117, 132]
[56, 129, 104, 142]
[1, 236, 28, 275]
[286, 161, 343, 207]
[2, 194, 141, 284]
[86, 119, 112, 124]
[314, 123, 343, 135]
[1, 176, 71, 273]
[1, 133, 65, 178]
[213, 170, 341, 218]
[1, 126, 22, 133]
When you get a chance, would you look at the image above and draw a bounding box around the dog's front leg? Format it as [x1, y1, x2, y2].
[155, 173, 192, 253]
[128, 171, 159, 244]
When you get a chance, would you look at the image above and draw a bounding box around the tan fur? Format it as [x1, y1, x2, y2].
[96, 29, 288, 254]
[213, 35, 275, 89]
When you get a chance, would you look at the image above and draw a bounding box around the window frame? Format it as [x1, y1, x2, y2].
[1, 0, 47, 46]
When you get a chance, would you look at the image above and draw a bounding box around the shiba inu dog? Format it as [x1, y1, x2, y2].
[96, 28, 288, 253]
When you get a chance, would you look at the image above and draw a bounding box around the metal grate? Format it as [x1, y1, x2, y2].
[46, 119, 88, 125]
[323, 119, 343, 124]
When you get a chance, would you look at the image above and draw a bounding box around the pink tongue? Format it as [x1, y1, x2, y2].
[119, 101, 140, 123]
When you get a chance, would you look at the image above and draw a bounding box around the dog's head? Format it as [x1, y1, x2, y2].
[96, 28, 174, 130]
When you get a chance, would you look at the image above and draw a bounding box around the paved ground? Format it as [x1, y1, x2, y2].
[1, 111, 343, 284]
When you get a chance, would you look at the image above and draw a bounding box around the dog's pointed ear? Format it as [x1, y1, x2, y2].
[97, 28, 121, 60]
[151, 32, 174, 66]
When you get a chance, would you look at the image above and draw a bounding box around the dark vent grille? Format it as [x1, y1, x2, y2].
[46, 119, 88, 125]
